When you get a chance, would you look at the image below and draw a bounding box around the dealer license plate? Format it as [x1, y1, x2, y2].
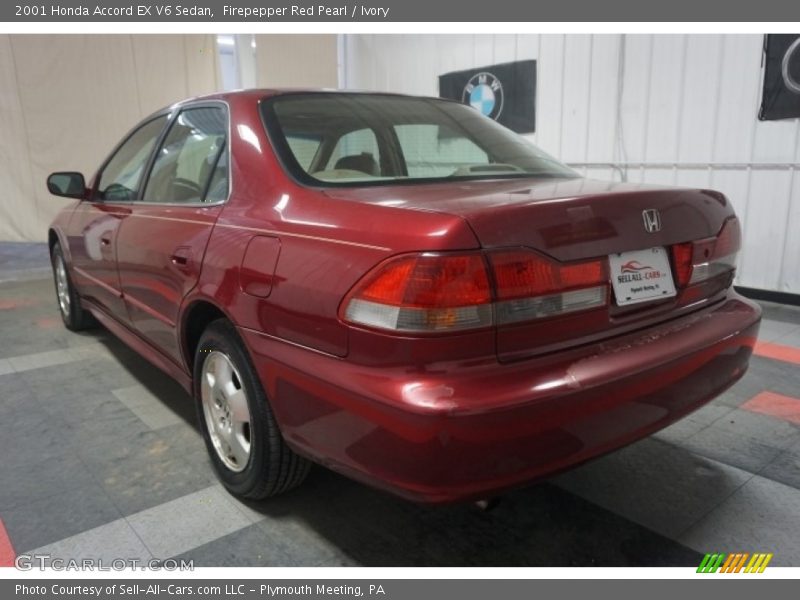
[608, 247, 677, 306]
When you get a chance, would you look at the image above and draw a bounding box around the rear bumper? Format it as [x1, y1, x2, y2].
[240, 291, 761, 503]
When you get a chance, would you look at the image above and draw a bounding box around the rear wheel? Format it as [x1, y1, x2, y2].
[51, 242, 95, 331]
[194, 319, 310, 499]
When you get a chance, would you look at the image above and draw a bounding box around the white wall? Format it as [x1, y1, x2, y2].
[255, 34, 338, 88]
[0, 35, 220, 243]
[342, 34, 800, 295]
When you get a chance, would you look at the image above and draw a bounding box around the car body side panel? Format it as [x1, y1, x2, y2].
[48, 199, 81, 261]
[116, 204, 222, 364]
[65, 201, 130, 320]
[192, 95, 482, 358]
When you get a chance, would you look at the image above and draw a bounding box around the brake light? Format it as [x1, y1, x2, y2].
[671, 217, 741, 287]
[672, 242, 694, 287]
[341, 253, 493, 332]
[489, 250, 607, 325]
[341, 250, 608, 333]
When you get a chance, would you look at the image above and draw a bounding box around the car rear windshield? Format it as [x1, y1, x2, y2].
[261, 93, 577, 187]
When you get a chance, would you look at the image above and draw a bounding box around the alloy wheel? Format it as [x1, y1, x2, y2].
[200, 350, 252, 472]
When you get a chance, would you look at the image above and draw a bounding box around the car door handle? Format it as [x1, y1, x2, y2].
[170, 247, 192, 270]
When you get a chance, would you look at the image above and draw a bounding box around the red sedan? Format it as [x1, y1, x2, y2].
[46, 90, 761, 503]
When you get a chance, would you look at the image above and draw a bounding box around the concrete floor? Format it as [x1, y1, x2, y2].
[1, 242, 799, 567]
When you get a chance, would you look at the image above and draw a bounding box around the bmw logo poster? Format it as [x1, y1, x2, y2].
[439, 60, 537, 133]
[759, 34, 800, 120]
[463, 72, 504, 119]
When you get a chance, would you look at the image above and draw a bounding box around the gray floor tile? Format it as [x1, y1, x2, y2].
[653, 418, 708, 444]
[126, 486, 253, 558]
[758, 319, 800, 343]
[774, 329, 800, 348]
[4, 484, 121, 552]
[718, 356, 800, 406]
[37, 391, 126, 427]
[67, 412, 160, 464]
[0, 242, 50, 281]
[112, 381, 189, 430]
[20, 358, 137, 402]
[0, 371, 36, 409]
[759, 447, 800, 491]
[679, 425, 783, 473]
[0, 454, 98, 510]
[689, 404, 736, 425]
[7, 344, 108, 373]
[653, 404, 732, 444]
[60, 401, 155, 464]
[0, 358, 12, 375]
[553, 437, 752, 538]
[85, 436, 216, 516]
[758, 301, 800, 326]
[713, 387, 754, 409]
[28, 519, 153, 563]
[172, 524, 295, 567]
[156, 422, 206, 455]
[680, 475, 800, 566]
[255, 516, 346, 566]
[0, 403, 75, 478]
[712, 409, 800, 449]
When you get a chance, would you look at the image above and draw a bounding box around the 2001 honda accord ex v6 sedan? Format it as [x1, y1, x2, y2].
[47, 90, 761, 503]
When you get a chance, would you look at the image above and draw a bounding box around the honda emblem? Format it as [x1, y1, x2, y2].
[642, 209, 661, 233]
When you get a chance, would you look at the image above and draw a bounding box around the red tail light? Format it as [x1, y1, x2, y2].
[671, 217, 741, 287]
[342, 250, 607, 333]
[488, 250, 607, 325]
[490, 250, 605, 298]
[341, 253, 493, 332]
[672, 242, 694, 287]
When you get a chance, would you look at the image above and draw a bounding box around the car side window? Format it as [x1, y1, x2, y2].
[97, 116, 168, 202]
[323, 128, 382, 176]
[143, 106, 228, 204]
[286, 134, 321, 171]
[204, 144, 229, 204]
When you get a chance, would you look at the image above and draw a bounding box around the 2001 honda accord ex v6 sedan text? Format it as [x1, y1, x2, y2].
[47, 90, 761, 503]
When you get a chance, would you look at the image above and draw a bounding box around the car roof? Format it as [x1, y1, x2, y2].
[165, 88, 456, 110]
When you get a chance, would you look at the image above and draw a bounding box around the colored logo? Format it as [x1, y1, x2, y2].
[620, 260, 652, 273]
[642, 208, 662, 233]
[463, 72, 504, 119]
[697, 552, 773, 573]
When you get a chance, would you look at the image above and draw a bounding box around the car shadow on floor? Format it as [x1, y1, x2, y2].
[91, 323, 708, 567]
[96, 332, 197, 426]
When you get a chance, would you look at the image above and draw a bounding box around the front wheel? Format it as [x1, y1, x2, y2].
[194, 319, 310, 499]
[51, 242, 95, 331]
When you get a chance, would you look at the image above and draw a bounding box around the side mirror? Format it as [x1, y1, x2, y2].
[47, 172, 87, 199]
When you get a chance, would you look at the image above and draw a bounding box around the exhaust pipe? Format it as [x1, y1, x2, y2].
[474, 498, 501, 512]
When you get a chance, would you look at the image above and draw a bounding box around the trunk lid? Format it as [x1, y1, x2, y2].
[325, 177, 738, 361]
[324, 177, 734, 260]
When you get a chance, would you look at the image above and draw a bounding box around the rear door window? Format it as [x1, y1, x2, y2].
[143, 106, 228, 204]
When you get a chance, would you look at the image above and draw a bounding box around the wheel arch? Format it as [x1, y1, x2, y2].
[48, 227, 69, 260]
[180, 297, 237, 373]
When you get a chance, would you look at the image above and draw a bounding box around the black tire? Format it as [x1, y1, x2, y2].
[51, 242, 95, 331]
[193, 319, 310, 499]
